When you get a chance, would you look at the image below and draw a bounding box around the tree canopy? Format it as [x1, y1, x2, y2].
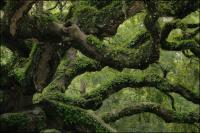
[0, 0, 200, 132]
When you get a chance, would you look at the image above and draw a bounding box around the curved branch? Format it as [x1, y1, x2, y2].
[144, 1, 200, 58]
[63, 24, 159, 70]
[43, 51, 103, 93]
[39, 100, 116, 132]
[83, 73, 199, 108]
[33, 73, 199, 111]
[162, 92, 176, 110]
[160, 20, 200, 57]
[102, 102, 200, 124]
[4, 0, 38, 36]
[66, 0, 144, 37]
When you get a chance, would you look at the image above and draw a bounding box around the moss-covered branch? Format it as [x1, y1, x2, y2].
[0, 107, 46, 132]
[67, 0, 144, 37]
[83, 73, 199, 107]
[33, 73, 199, 111]
[32, 52, 103, 110]
[143, 0, 199, 18]
[102, 102, 200, 124]
[160, 20, 200, 57]
[40, 100, 116, 132]
[144, 1, 200, 58]
[43, 52, 103, 93]
[63, 24, 159, 70]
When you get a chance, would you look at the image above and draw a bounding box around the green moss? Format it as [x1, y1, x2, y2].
[0, 108, 46, 132]
[37, 13, 58, 24]
[0, 113, 30, 128]
[70, 4, 98, 34]
[86, 30, 157, 69]
[95, 1, 124, 26]
[69, 0, 131, 35]
[43, 100, 116, 132]
[181, 10, 200, 24]
[87, 0, 113, 9]
[0, 46, 14, 67]
[87, 35, 105, 49]
[33, 93, 43, 104]
[41, 55, 101, 93]
[157, 1, 176, 15]
[34, 108, 46, 130]
[12, 42, 37, 81]
[54, 54, 70, 77]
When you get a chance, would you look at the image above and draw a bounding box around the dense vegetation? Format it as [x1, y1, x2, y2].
[0, 0, 199, 132]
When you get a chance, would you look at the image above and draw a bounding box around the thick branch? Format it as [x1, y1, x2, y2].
[0, 107, 46, 132]
[102, 102, 200, 124]
[67, 0, 144, 37]
[160, 20, 200, 57]
[33, 43, 63, 92]
[40, 100, 116, 132]
[63, 24, 159, 70]
[9, 0, 37, 36]
[33, 73, 199, 111]
[83, 73, 199, 107]
[43, 52, 103, 93]
[143, 0, 199, 18]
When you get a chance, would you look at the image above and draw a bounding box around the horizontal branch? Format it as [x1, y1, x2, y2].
[0, 107, 46, 132]
[102, 102, 200, 124]
[33, 73, 199, 111]
[39, 99, 116, 132]
[82, 73, 199, 108]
